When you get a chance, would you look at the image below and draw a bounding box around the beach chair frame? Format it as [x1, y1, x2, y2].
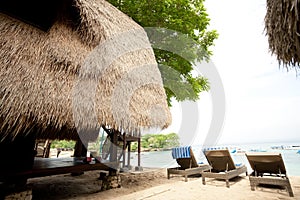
[246, 152, 294, 197]
[201, 149, 248, 188]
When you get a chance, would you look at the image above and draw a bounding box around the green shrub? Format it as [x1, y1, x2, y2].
[51, 140, 76, 149]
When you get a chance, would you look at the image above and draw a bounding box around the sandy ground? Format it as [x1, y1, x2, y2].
[26, 167, 300, 200]
[18, 150, 299, 200]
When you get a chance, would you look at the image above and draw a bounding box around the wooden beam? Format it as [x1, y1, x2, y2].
[0, 157, 111, 181]
[127, 142, 131, 167]
[138, 136, 141, 167]
[122, 132, 126, 168]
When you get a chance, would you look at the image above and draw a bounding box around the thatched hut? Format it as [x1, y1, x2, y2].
[0, 0, 171, 176]
[265, 0, 300, 68]
[0, 0, 171, 141]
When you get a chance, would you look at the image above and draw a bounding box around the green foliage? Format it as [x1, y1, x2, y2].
[107, 0, 218, 106]
[131, 132, 180, 151]
[50, 140, 76, 149]
[130, 142, 138, 151]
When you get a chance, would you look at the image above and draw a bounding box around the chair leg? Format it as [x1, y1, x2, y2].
[184, 175, 188, 182]
[286, 182, 294, 197]
[250, 181, 255, 191]
[226, 179, 230, 188]
[167, 170, 170, 179]
[202, 176, 206, 185]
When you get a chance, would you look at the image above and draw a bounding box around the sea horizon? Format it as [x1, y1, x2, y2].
[129, 141, 300, 176]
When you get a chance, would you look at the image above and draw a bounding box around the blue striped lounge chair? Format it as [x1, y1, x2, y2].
[167, 146, 211, 182]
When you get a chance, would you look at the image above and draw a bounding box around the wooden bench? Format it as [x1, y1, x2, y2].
[0, 157, 117, 182]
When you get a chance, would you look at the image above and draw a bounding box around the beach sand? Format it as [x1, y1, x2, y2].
[26, 167, 300, 200]
[12, 149, 297, 199]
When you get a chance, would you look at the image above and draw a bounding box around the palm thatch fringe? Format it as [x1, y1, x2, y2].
[265, 0, 300, 68]
[0, 0, 171, 142]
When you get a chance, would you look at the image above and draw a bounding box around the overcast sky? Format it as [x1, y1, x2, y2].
[162, 0, 300, 145]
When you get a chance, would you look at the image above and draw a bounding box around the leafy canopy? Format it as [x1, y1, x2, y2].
[108, 0, 218, 106]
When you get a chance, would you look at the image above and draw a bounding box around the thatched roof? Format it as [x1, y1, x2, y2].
[265, 0, 300, 68]
[0, 0, 171, 141]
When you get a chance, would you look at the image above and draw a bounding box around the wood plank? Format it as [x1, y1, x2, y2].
[0, 157, 114, 181]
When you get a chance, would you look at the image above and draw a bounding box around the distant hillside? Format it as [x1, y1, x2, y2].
[131, 133, 180, 151]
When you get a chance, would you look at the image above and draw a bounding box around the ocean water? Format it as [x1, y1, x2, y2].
[129, 142, 300, 176]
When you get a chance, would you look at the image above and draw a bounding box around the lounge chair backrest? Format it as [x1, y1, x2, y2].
[172, 146, 198, 168]
[205, 149, 236, 172]
[246, 153, 286, 175]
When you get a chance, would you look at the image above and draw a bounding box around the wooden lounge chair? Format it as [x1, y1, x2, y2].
[245, 152, 294, 197]
[201, 149, 248, 188]
[167, 146, 211, 182]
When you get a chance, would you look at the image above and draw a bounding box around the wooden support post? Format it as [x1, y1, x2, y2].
[72, 139, 88, 176]
[109, 129, 118, 176]
[109, 130, 118, 162]
[73, 139, 87, 157]
[122, 132, 126, 168]
[138, 136, 141, 167]
[127, 142, 131, 167]
[134, 130, 143, 171]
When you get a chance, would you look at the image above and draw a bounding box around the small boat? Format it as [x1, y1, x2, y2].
[285, 145, 300, 150]
[250, 149, 267, 152]
[271, 145, 285, 150]
[271, 145, 300, 150]
[236, 149, 246, 154]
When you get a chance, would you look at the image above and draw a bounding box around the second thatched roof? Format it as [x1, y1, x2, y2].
[0, 0, 171, 141]
[265, 0, 300, 68]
